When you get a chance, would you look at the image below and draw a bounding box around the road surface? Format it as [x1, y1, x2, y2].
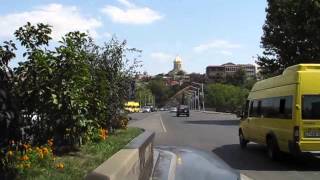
[129, 111, 320, 180]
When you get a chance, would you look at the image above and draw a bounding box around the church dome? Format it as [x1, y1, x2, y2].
[174, 56, 182, 63]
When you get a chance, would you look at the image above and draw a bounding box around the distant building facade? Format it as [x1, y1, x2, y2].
[206, 62, 256, 82]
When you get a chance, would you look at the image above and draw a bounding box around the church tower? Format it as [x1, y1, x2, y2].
[173, 56, 182, 72]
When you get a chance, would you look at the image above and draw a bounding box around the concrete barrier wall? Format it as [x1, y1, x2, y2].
[85, 131, 155, 180]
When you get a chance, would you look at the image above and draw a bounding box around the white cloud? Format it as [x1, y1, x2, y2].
[219, 50, 233, 56]
[101, 32, 112, 38]
[150, 52, 174, 63]
[193, 40, 242, 53]
[0, 3, 102, 40]
[101, 1, 162, 25]
[117, 0, 135, 8]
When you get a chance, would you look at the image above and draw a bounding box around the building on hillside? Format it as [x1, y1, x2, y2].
[165, 56, 190, 86]
[136, 71, 151, 82]
[206, 62, 256, 83]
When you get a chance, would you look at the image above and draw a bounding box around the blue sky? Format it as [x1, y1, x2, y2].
[1, 0, 267, 75]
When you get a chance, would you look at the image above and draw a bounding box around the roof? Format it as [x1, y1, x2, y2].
[174, 56, 182, 63]
[221, 62, 235, 66]
[251, 64, 320, 92]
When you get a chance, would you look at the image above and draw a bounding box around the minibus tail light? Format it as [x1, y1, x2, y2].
[293, 126, 300, 142]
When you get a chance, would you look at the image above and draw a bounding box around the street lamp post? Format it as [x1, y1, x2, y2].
[191, 82, 205, 112]
[187, 89, 197, 110]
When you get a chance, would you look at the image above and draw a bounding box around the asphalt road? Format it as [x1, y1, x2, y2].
[129, 111, 320, 180]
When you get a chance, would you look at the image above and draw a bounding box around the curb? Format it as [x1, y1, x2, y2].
[200, 111, 233, 115]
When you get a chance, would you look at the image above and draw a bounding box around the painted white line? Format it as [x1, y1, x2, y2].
[159, 114, 167, 133]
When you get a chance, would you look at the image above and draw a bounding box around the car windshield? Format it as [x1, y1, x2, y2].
[302, 95, 320, 119]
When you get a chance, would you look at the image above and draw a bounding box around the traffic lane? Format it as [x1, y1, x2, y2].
[128, 112, 155, 121]
[159, 111, 320, 180]
[156, 111, 239, 148]
[213, 143, 320, 180]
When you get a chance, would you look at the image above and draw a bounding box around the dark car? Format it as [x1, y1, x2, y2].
[176, 105, 189, 117]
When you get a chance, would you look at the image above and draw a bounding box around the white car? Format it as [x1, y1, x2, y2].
[142, 106, 151, 113]
[170, 107, 177, 113]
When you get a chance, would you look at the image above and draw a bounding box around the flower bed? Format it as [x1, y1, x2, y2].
[1, 127, 142, 180]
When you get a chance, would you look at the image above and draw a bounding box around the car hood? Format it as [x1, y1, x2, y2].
[155, 146, 240, 180]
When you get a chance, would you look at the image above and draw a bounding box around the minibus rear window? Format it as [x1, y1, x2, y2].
[302, 95, 320, 120]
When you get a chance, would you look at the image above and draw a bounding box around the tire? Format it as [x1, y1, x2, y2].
[266, 137, 280, 161]
[239, 130, 248, 149]
[187, 114, 190, 117]
[177, 114, 179, 117]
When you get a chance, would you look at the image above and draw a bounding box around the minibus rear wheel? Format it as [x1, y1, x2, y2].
[266, 137, 280, 160]
[239, 130, 248, 149]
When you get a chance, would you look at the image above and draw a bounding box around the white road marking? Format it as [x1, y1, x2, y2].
[160, 114, 167, 133]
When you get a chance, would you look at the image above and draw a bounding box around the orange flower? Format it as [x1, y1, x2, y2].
[38, 152, 44, 159]
[56, 163, 64, 169]
[99, 128, 108, 140]
[23, 144, 28, 150]
[24, 163, 31, 168]
[47, 139, 54, 146]
[20, 155, 29, 161]
[42, 147, 49, 155]
[7, 150, 14, 157]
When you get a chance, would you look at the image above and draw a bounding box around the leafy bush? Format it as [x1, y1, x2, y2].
[205, 83, 249, 112]
[0, 22, 140, 176]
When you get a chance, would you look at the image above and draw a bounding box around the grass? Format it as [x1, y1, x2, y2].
[17, 127, 143, 180]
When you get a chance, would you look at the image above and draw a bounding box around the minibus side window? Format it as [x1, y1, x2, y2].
[244, 100, 249, 118]
[284, 96, 292, 119]
[261, 98, 274, 118]
[249, 101, 254, 116]
[279, 98, 286, 114]
[257, 100, 262, 117]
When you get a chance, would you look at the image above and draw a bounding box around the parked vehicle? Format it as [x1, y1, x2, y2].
[239, 64, 320, 160]
[177, 105, 190, 117]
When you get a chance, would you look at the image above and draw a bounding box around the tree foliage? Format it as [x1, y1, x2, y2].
[257, 0, 320, 77]
[205, 83, 249, 112]
[0, 22, 139, 148]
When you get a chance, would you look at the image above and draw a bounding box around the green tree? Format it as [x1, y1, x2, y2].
[135, 85, 153, 106]
[205, 83, 248, 112]
[147, 78, 170, 107]
[257, 0, 320, 78]
[0, 40, 19, 145]
[10, 22, 139, 146]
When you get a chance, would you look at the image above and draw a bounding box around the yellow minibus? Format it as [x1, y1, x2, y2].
[239, 64, 320, 160]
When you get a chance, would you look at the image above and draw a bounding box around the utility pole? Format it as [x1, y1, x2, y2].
[197, 88, 200, 111]
[191, 82, 205, 112]
[201, 83, 205, 111]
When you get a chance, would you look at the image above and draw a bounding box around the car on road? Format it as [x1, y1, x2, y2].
[176, 105, 190, 117]
[142, 106, 151, 113]
[239, 64, 320, 160]
[170, 107, 177, 113]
